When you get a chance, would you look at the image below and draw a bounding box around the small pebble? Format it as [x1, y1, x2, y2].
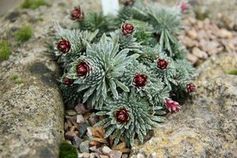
[122, 154, 128, 158]
[109, 150, 122, 158]
[150, 152, 157, 158]
[137, 153, 145, 158]
[74, 103, 88, 114]
[87, 127, 93, 137]
[102, 146, 112, 154]
[100, 155, 109, 158]
[77, 114, 85, 123]
[79, 123, 88, 137]
[79, 141, 90, 153]
[71, 136, 82, 148]
[78, 152, 90, 158]
[66, 110, 77, 116]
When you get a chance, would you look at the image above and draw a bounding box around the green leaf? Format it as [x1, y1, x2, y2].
[83, 86, 96, 103]
[115, 80, 129, 92]
[109, 80, 119, 99]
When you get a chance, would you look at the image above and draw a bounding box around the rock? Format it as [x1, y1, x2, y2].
[122, 154, 129, 158]
[90, 153, 100, 158]
[149, 152, 157, 158]
[79, 141, 90, 153]
[79, 123, 88, 137]
[155, 0, 237, 30]
[87, 127, 93, 137]
[65, 130, 77, 140]
[100, 155, 110, 158]
[66, 110, 77, 116]
[180, 36, 198, 48]
[74, 103, 89, 114]
[78, 152, 90, 158]
[102, 146, 112, 154]
[89, 146, 100, 152]
[187, 53, 198, 64]
[199, 40, 222, 55]
[0, 3, 65, 157]
[217, 29, 233, 38]
[187, 29, 198, 39]
[192, 47, 208, 59]
[71, 136, 83, 148]
[76, 114, 85, 123]
[137, 153, 145, 158]
[109, 150, 123, 158]
[131, 54, 237, 157]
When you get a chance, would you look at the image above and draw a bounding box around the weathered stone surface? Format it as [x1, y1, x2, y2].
[0, 0, 68, 157]
[131, 53, 237, 157]
[0, 0, 103, 157]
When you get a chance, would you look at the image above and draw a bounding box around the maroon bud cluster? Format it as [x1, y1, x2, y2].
[133, 73, 148, 88]
[76, 61, 90, 77]
[71, 6, 84, 21]
[186, 83, 196, 93]
[115, 108, 129, 123]
[63, 77, 74, 86]
[165, 99, 181, 113]
[157, 58, 168, 70]
[57, 39, 71, 54]
[122, 23, 134, 35]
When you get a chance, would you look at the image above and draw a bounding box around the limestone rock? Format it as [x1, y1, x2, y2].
[131, 54, 237, 157]
[0, 1, 68, 157]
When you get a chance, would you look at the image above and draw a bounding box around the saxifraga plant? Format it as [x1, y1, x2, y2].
[53, 1, 196, 146]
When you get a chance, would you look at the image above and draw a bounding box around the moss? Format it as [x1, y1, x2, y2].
[15, 25, 33, 43]
[226, 69, 237, 75]
[10, 75, 23, 84]
[0, 40, 11, 61]
[59, 142, 78, 158]
[21, 0, 47, 9]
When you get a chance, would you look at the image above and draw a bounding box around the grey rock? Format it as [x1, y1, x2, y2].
[79, 123, 88, 137]
[102, 146, 112, 154]
[72, 136, 83, 148]
[131, 54, 237, 157]
[76, 114, 85, 123]
[74, 103, 88, 114]
[78, 152, 90, 158]
[137, 153, 145, 158]
[109, 150, 122, 158]
[79, 141, 90, 153]
[121, 154, 129, 158]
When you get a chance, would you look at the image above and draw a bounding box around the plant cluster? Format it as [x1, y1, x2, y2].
[53, 1, 196, 145]
[15, 25, 33, 43]
[0, 40, 11, 61]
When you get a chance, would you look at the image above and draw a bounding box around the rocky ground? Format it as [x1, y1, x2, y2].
[0, 0, 236, 158]
[180, 17, 237, 66]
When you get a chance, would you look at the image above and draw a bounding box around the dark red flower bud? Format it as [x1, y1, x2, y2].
[133, 73, 148, 88]
[157, 59, 168, 70]
[115, 108, 129, 123]
[122, 23, 134, 35]
[76, 61, 90, 77]
[186, 83, 196, 93]
[57, 39, 71, 54]
[71, 6, 84, 21]
[63, 77, 74, 86]
[180, 1, 189, 13]
[165, 99, 181, 113]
